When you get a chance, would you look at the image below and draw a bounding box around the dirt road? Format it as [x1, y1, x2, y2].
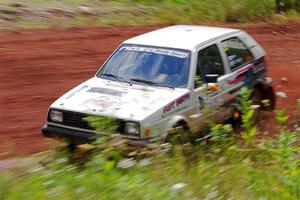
[0, 23, 300, 158]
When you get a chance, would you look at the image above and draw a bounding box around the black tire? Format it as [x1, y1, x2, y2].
[229, 109, 242, 131]
[165, 122, 196, 161]
[251, 87, 263, 106]
[252, 85, 276, 111]
[262, 86, 276, 110]
[166, 122, 191, 145]
[251, 87, 264, 122]
[67, 142, 77, 153]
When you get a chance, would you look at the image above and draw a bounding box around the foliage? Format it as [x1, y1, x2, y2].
[1, 119, 300, 199]
[276, 0, 300, 12]
[1, 0, 299, 29]
[1, 89, 300, 199]
[209, 124, 233, 143]
[150, 0, 277, 23]
[83, 116, 118, 134]
[237, 87, 257, 145]
[273, 107, 300, 197]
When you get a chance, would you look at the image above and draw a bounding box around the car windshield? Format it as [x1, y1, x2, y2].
[96, 45, 191, 88]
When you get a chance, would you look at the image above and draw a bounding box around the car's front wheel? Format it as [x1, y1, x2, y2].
[166, 122, 191, 145]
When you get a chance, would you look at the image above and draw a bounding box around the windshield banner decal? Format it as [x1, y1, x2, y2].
[119, 46, 189, 58]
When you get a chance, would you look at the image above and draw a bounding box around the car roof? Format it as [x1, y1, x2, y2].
[123, 25, 241, 51]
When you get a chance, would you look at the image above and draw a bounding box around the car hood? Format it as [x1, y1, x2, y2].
[51, 77, 189, 121]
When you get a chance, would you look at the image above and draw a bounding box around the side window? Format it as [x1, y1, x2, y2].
[221, 37, 253, 71]
[195, 44, 224, 88]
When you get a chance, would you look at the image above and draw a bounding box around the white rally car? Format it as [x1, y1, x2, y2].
[42, 25, 275, 145]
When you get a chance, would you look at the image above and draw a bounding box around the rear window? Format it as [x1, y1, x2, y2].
[221, 37, 253, 70]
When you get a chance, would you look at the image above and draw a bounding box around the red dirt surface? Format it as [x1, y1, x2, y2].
[0, 24, 300, 158]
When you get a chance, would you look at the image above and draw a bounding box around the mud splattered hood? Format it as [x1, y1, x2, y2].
[51, 77, 189, 121]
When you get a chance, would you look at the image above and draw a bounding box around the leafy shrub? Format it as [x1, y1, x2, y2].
[1, 90, 300, 199]
[1, 115, 299, 199]
[276, 0, 300, 12]
[83, 116, 118, 134]
[129, 0, 277, 23]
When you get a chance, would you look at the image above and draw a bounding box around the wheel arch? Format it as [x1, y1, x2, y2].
[167, 115, 189, 130]
[162, 115, 190, 140]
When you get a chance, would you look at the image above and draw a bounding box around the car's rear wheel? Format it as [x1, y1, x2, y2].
[262, 86, 276, 110]
[252, 85, 276, 110]
[67, 142, 77, 153]
[251, 87, 264, 122]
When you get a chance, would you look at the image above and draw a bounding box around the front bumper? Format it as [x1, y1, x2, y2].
[42, 124, 98, 144]
[41, 124, 150, 146]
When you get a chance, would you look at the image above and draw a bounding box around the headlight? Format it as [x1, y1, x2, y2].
[125, 122, 139, 135]
[49, 110, 63, 123]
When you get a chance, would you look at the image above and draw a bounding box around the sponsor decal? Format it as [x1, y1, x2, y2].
[87, 87, 126, 97]
[163, 101, 176, 113]
[81, 96, 123, 110]
[65, 85, 89, 99]
[227, 64, 253, 86]
[227, 75, 246, 85]
[206, 84, 220, 96]
[162, 105, 188, 118]
[163, 93, 190, 113]
[119, 46, 189, 58]
[235, 64, 253, 74]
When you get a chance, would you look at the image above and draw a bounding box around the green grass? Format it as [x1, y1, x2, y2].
[1, 127, 299, 199]
[1, 92, 300, 200]
[0, 0, 299, 29]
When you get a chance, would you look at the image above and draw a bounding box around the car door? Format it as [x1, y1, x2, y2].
[219, 36, 256, 94]
[191, 43, 231, 131]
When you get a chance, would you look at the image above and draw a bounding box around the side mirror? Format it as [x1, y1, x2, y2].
[205, 74, 219, 83]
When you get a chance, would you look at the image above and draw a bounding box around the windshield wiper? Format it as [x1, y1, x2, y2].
[100, 73, 132, 85]
[130, 78, 174, 89]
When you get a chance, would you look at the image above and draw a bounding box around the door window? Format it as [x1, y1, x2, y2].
[195, 44, 224, 88]
[221, 37, 253, 70]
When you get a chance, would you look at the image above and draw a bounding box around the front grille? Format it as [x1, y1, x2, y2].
[48, 109, 93, 130]
[48, 109, 125, 133]
[62, 110, 92, 130]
